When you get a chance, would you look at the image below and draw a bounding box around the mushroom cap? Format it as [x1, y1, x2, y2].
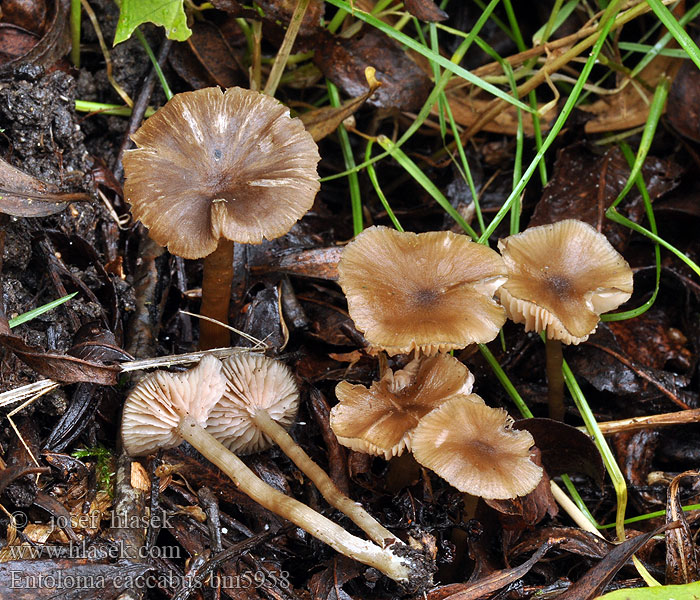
[497, 219, 633, 344]
[123, 87, 321, 259]
[121, 355, 226, 457]
[411, 395, 543, 499]
[337, 226, 508, 355]
[206, 353, 299, 455]
[331, 354, 475, 459]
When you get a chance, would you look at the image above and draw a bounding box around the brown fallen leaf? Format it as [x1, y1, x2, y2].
[301, 68, 381, 141]
[485, 448, 558, 529]
[557, 524, 673, 600]
[667, 60, 700, 142]
[579, 52, 682, 133]
[314, 28, 431, 111]
[0, 156, 91, 217]
[665, 471, 700, 584]
[0, 0, 71, 77]
[428, 542, 554, 600]
[0, 315, 120, 385]
[514, 418, 605, 486]
[185, 20, 245, 89]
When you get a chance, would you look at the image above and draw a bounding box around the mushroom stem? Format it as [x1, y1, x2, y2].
[545, 337, 565, 421]
[252, 409, 397, 547]
[200, 239, 235, 350]
[177, 416, 416, 582]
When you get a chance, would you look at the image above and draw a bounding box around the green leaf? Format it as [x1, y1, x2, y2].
[114, 0, 191, 46]
[596, 581, 700, 600]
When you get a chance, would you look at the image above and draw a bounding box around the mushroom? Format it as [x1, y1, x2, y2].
[337, 226, 508, 355]
[123, 87, 321, 350]
[121, 354, 428, 584]
[411, 395, 543, 499]
[497, 219, 633, 420]
[331, 353, 475, 459]
[205, 353, 399, 547]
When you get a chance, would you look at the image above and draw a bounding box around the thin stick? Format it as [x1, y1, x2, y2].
[580, 408, 700, 435]
[546, 337, 565, 421]
[253, 411, 397, 547]
[263, 0, 311, 97]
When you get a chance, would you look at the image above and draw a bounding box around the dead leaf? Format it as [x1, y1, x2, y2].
[301, 75, 380, 141]
[0, 315, 120, 385]
[556, 524, 672, 600]
[185, 20, 245, 88]
[529, 144, 681, 251]
[314, 28, 431, 111]
[433, 542, 554, 600]
[580, 52, 682, 133]
[485, 448, 558, 529]
[514, 418, 605, 486]
[667, 60, 700, 142]
[665, 471, 700, 584]
[0, 0, 71, 77]
[0, 157, 91, 217]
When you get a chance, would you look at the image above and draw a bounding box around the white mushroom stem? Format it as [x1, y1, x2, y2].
[252, 410, 397, 547]
[177, 416, 413, 582]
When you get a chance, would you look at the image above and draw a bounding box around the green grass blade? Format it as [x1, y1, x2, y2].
[323, 0, 534, 114]
[601, 143, 660, 321]
[645, 0, 700, 70]
[327, 80, 363, 235]
[562, 355, 628, 541]
[376, 136, 479, 240]
[364, 140, 404, 232]
[478, 0, 624, 243]
[9, 292, 78, 328]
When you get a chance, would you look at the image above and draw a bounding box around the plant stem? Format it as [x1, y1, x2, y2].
[70, 0, 81, 68]
[545, 337, 565, 421]
[178, 417, 417, 582]
[199, 239, 234, 350]
[264, 0, 311, 97]
[253, 410, 397, 547]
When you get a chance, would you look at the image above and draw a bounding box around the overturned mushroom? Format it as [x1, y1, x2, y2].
[331, 353, 474, 459]
[123, 87, 320, 350]
[497, 219, 633, 420]
[337, 226, 508, 355]
[121, 355, 429, 584]
[206, 353, 399, 547]
[411, 395, 543, 499]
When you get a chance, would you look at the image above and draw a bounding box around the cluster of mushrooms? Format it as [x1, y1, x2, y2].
[330, 222, 634, 499]
[119, 84, 634, 586]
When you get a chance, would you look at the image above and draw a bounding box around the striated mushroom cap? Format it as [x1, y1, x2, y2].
[206, 353, 299, 455]
[338, 226, 508, 355]
[411, 395, 543, 499]
[331, 354, 475, 459]
[121, 355, 226, 456]
[123, 87, 321, 259]
[497, 219, 633, 345]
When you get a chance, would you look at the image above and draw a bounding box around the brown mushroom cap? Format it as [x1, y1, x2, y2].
[411, 395, 543, 499]
[206, 353, 299, 454]
[331, 354, 475, 459]
[123, 87, 321, 259]
[121, 355, 226, 456]
[338, 226, 508, 355]
[497, 219, 633, 344]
